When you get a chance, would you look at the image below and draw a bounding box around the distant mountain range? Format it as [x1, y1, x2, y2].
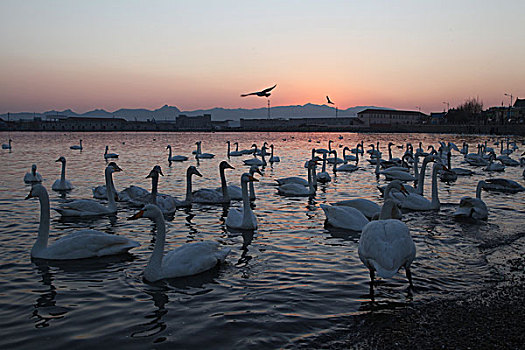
[1, 103, 390, 122]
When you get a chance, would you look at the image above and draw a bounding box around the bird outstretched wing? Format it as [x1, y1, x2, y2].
[240, 92, 258, 97]
[262, 84, 277, 94]
[326, 96, 334, 104]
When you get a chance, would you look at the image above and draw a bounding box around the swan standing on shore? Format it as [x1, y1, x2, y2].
[51, 156, 73, 191]
[193, 161, 234, 204]
[226, 173, 259, 230]
[54, 163, 121, 217]
[166, 145, 188, 162]
[128, 204, 230, 281]
[359, 199, 416, 289]
[27, 184, 139, 259]
[104, 146, 119, 159]
[24, 164, 43, 183]
[453, 180, 489, 220]
[70, 140, 82, 150]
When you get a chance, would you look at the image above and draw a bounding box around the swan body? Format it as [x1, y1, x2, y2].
[193, 161, 234, 204]
[226, 174, 259, 230]
[453, 181, 488, 220]
[359, 200, 416, 285]
[129, 204, 230, 282]
[51, 156, 73, 191]
[227, 141, 243, 157]
[104, 146, 119, 159]
[55, 163, 121, 217]
[194, 141, 215, 159]
[24, 164, 43, 183]
[70, 140, 82, 150]
[2, 139, 12, 149]
[166, 145, 188, 162]
[27, 184, 139, 259]
[278, 161, 316, 197]
[482, 178, 524, 193]
[275, 177, 308, 186]
[92, 162, 120, 200]
[269, 144, 280, 162]
[321, 204, 369, 231]
[334, 199, 381, 219]
[316, 152, 331, 184]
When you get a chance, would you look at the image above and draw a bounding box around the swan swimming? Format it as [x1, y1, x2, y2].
[166, 145, 188, 162]
[27, 184, 139, 260]
[453, 180, 489, 220]
[226, 173, 259, 230]
[278, 160, 316, 197]
[2, 139, 12, 149]
[51, 156, 73, 191]
[128, 204, 230, 282]
[104, 146, 119, 159]
[54, 163, 121, 217]
[24, 164, 43, 183]
[70, 139, 82, 150]
[193, 161, 234, 204]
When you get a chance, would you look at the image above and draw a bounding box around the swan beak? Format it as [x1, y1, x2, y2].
[114, 165, 123, 172]
[25, 192, 34, 200]
[400, 185, 409, 196]
[55, 158, 60, 162]
[194, 169, 203, 177]
[225, 163, 235, 169]
[159, 170, 164, 176]
[128, 210, 144, 220]
[248, 175, 259, 182]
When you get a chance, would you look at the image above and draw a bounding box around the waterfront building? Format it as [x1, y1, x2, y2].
[357, 108, 426, 127]
[175, 114, 212, 130]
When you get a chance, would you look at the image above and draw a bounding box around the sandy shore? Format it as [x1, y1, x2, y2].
[297, 237, 525, 349]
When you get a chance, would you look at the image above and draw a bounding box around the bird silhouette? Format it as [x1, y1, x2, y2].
[326, 96, 334, 105]
[241, 84, 277, 97]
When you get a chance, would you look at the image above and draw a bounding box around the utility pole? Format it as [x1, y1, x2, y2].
[267, 99, 271, 119]
[442, 101, 449, 112]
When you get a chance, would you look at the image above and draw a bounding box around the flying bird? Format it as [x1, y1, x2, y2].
[241, 84, 277, 97]
[326, 96, 334, 105]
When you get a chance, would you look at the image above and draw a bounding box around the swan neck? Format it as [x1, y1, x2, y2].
[185, 172, 193, 202]
[322, 153, 327, 172]
[431, 164, 440, 209]
[220, 167, 229, 201]
[151, 175, 158, 205]
[145, 212, 166, 280]
[105, 168, 117, 208]
[60, 161, 66, 181]
[249, 180, 255, 200]
[33, 189, 50, 254]
[476, 182, 483, 199]
[241, 180, 252, 226]
[168, 146, 172, 159]
[308, 166, 315, 194]
[417, 157, 430, 194]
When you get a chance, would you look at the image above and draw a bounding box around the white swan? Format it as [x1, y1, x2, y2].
[269, 144, 280, 162]
[70, 139, 82, 150]
[484, 153, 505, 172]
[128, 204, 230, 282]
[334, 199, 380, 220]
[92, 161, 119, 200]
[24, 164, 43, 183]
[166, 145, 188, 162]
[320, 204, 369, 231]
[336, 149, 359, 172]
[377, 152, 417, 181]
[359, 199, 416, 287]
[54, 163, 121, 217]
[51, 156, 74, 191]
[390, 162, 447, 211]
[453, 180, 488, 220]
[227, 141, 243, 157]
[278, 160, 316, 197]
[194, 141, 215, 159]
[26, 184, 139, 259]
[216, 165, 262, 200]
[482, 178, 524, 193]
[2, 139, 12, 149]
[243, 144, 267, 166]
[316, 152, 331, 184]
[104, 146, 119, 159]
[193, 161, 234, 204]
[226, 173, 259, 230]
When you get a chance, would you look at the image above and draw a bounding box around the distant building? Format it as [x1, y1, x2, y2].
[176, 114, 212, 130]
[240, 117, 360, 130]
[429, 112, 447, 125]
[357, 109, 426, 127]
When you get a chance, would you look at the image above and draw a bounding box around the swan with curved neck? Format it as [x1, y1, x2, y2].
[55, 163, 121, 217]
[269, 144, 280, 162]
[278, 160, 316, 197]
[2, 139, 12, 149]
[226, 173, 259, 230]
[92, 162, 119, 199]
[26, 184, 139, 260]
[453, 180, 488, 220]
[193, 161, 234, 204]
[104, 146, 119, 159]
[24, 164, 43, 183]
[244, 144, 267, 166]
[51, 156, 73, 191]
[316, 152, 331, 183]
[217, 165, 262, 200]
[359, 199, 416, 289]
[227, 141, 243, 157]
[195, 141, 215, 159]
[128, 204, 230, 282]
[70, 139, 82, 150]
[336, 149, 359, 172]
[166, 145, 188, 162]
[391, 162, 448, 211]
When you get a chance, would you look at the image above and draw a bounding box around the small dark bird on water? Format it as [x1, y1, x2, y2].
[326, 96, 334, 105]
[241, 84, 277, 97]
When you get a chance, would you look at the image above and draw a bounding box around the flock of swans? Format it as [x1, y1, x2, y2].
[16, 136, 525, 291]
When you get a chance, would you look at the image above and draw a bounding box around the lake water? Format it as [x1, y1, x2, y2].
[1, 131, 524, 349]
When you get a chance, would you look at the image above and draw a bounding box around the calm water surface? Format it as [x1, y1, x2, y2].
[1, 131, 524, 349]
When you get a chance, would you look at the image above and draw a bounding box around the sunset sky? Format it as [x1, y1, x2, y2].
[1, 0, 524, 114]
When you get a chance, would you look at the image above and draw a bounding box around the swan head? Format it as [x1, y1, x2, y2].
[219, 161, 234, 170]
[146, 165, 163, 178]
[249, 165, 262, 176]
[55, 156, 66, 163]
[25, 183, 46, 200]
[378, 199, 403, 220]
[195, 141, 201, 145]
[187, 166, 202, 177]
[241, 173, 259, 183]
[31, 164, 37, 172]
[166, 145, 171, 150]
[107, 162, 122, 173]
[388, 142, 394, 146]
[128, 204, 162, 221]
